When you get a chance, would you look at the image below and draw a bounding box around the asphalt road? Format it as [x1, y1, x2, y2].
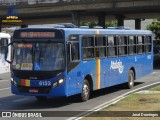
[0, 70, 160, 120]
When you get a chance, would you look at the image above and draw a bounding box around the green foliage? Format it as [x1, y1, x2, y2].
[80, 21, 117, 28]
[105, 21, 117, 28]
[147, 19, 160, 40]
[80, 21, 97, 28]
[80, 21, 89, 26]
[89, 21, 98, 28]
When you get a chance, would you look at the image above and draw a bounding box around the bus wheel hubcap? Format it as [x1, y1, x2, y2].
[129, 74, 133, 86]
[83, 84, 89, 98]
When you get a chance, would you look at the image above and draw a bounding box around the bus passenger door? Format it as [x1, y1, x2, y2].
[66, 35, 81, 96]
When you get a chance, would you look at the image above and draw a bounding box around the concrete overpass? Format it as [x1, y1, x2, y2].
[0, 0, 160, 31]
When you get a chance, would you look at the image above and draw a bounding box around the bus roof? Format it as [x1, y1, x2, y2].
[16, 28, 152, 36]
[60, 28, 152, 35]
[0, 32, 11, 38]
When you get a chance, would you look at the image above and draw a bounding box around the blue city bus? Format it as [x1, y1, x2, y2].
[6, 27, 153, 101]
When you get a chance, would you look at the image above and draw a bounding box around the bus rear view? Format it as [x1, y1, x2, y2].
[10, 28, 66, 101]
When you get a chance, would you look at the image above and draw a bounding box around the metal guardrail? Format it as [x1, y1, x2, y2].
[0, 0, 97, 6]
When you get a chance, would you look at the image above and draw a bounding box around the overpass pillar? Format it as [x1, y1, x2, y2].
[21, 25, 28, 28]
[135, 19, 141, 30]
[116, 15, 124, 26]
[98, 12, 105, 28]
[0, 23, 1, 32]
[72, 11, 80, 27]
[0, 21, 2, 32]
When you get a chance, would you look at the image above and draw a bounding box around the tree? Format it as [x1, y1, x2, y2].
[80, 20, 117, 28]
[147, 19, 160, 40]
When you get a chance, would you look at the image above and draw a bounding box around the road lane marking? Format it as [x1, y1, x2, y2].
[0, 80, 9, 82]
[67, 81, 160, 120]
[152, 72, 157, 74]
[13, 98, 29, 102]
[0, 87, 10, 91]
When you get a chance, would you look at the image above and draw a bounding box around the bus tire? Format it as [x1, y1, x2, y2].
[128, 70, 135, 89]
[36, 96, 47, 102]
[80, 79, 90, 102]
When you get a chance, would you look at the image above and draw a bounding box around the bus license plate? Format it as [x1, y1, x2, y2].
[29, 88, 38, 93]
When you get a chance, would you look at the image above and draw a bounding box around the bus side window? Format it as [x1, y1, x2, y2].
[137, 36, 145, 54]
[128, 36, 136, 55]
[145, 36, 152, 53]
[82, 36, 94, 60]
[118, 36, 128, 56]
[107, 36, 117, 57]
[95, 36, 106, 58]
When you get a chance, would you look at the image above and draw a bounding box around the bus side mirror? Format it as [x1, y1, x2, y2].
[5, 43, 14, 64]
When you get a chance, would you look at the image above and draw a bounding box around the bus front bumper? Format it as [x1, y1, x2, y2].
[11, 80, 67, 97]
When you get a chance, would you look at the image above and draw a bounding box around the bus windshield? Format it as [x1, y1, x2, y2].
[12, 43, 65, 71]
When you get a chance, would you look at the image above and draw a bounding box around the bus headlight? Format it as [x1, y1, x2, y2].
[52, 79, 64, 88]
[58, 79, 64, 84]
[11, 77, 14, 82]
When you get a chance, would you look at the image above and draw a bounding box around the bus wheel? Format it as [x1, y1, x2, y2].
[128, 70, 134, 89]
[81, 79, 90, 102]
[36, 96, 47, 102]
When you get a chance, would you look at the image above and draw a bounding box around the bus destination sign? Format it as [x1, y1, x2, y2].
[20, 32, 55, 38]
